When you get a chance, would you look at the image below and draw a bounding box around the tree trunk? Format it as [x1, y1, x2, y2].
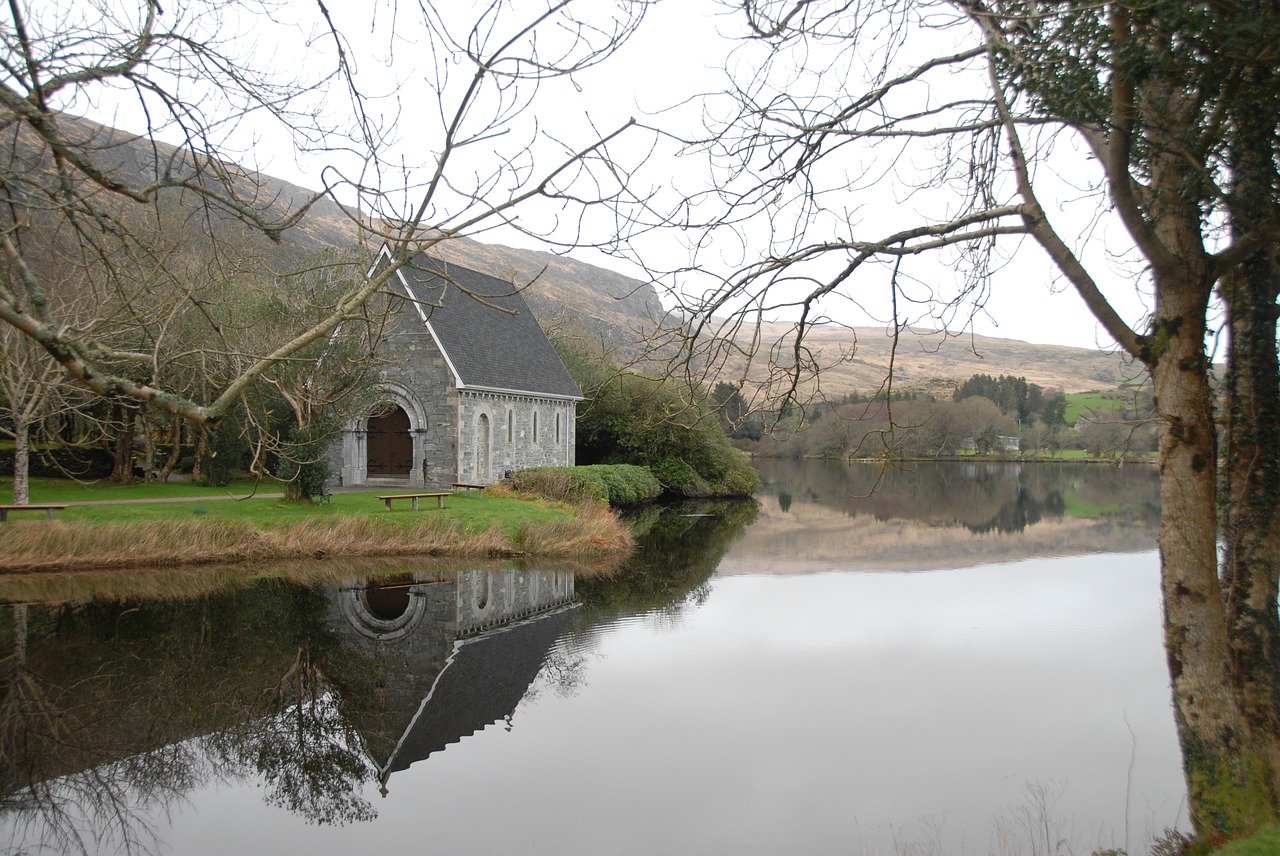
[156, 417, 183, 483]
[108, 404, 137, 483]
[1218, 73, 1280, 800]
[11, 416, 30, 505]
[139, 409, 157, 480]
[1220, 258, 1280, 803]
[1152, 276, 1276, 838]
[192, 428, 207, 484]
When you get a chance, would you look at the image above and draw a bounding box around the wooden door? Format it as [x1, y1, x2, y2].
[367, 407, 413, 476]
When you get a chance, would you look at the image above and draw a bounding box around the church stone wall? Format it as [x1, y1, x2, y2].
[455, 569, 576, 637]
[457, 392, 576, 484]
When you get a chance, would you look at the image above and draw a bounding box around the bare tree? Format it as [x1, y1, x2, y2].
[616, 0, 1280, 839]
[0, 0, 654, 426]
[0, 322, 77, 503]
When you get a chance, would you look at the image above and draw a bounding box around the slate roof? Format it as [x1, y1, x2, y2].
[390, 252, 582, 399]
[381, 604, 580, 778]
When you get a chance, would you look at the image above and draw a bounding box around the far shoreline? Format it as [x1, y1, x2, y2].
[747, 451, 1159, 465]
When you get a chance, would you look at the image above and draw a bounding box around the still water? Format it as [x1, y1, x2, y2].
[0, 461, 1184, 855]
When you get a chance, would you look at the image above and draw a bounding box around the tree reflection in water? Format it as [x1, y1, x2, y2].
[576, 498, 759, 621]
[756, 458, 1160, 534]
[0, 583, 384, 854]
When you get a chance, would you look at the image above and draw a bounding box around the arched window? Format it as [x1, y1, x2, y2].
[533, 410, 538, 443]
[477, 413, 491, 480]
[507, 410, 513, 446]
[555, 412, 561, 444]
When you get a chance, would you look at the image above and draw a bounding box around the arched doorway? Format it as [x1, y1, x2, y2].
[367, 406, 414, 477]
[477, 413, 491, 481]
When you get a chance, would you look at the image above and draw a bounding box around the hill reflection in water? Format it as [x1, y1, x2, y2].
[722, 459, 1161, 574]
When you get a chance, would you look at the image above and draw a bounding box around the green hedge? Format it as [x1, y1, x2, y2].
[507, 465, 662, 507]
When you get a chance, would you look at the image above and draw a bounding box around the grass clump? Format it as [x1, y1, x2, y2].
[511, 500, 634, 556]
[507, 465, 661, 506]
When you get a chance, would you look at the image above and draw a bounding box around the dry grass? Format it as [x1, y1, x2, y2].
[513, 500, 636, 558]
[0, 507, 633, 575]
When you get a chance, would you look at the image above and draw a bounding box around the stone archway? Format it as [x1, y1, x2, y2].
[367, 405, 413, 477]
[338, 386, 427, 488]
[338, 576, 435, 642]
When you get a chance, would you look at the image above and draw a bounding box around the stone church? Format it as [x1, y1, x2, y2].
[329, 248, 582, 489]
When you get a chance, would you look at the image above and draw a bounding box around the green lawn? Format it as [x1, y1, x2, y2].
[956, 449, 1152, 462]
[5, 475, 283, 503]
[1, 476, 569, 537]
[1023, 449, 1093, 460]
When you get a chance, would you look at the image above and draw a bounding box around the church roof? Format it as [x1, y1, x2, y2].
[387, 251, 582, 399]
[382, 604, 580, 777]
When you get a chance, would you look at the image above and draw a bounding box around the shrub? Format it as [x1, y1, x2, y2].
[198, 424, 246, 487]
[275, 419, 337, 503]
[554, 336, 761, 498]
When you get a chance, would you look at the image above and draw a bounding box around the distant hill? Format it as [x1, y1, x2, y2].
[51, 114, 1142, 397]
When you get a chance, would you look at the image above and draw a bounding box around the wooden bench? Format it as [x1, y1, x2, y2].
[377, 492, 449, 511]
[0, 503, 69, 522]
[451, 482, 487, 495]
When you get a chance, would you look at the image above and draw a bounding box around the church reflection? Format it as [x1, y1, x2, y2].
[327, 569, 577, 793]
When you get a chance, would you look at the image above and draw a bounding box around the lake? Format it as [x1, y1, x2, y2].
[0, 460, 1186, 855]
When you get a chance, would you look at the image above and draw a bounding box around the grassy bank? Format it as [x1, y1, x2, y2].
[1209, 826, 1280, 855]
[0, 479, 632, 572]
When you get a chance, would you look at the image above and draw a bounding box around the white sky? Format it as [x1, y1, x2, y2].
[64, 0, 1163, 352]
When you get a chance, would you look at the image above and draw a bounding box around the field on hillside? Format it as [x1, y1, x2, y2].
[1064, 392, 1127, 423]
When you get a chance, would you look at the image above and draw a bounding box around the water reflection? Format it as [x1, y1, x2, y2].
[0, 465, 1181, 855]
[577, 498, 759, 623]
[0, 565, 583, 854]
[727, 459, 1161, 573]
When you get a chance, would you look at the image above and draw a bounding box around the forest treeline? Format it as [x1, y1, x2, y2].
[715, 374, 1157, 460]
